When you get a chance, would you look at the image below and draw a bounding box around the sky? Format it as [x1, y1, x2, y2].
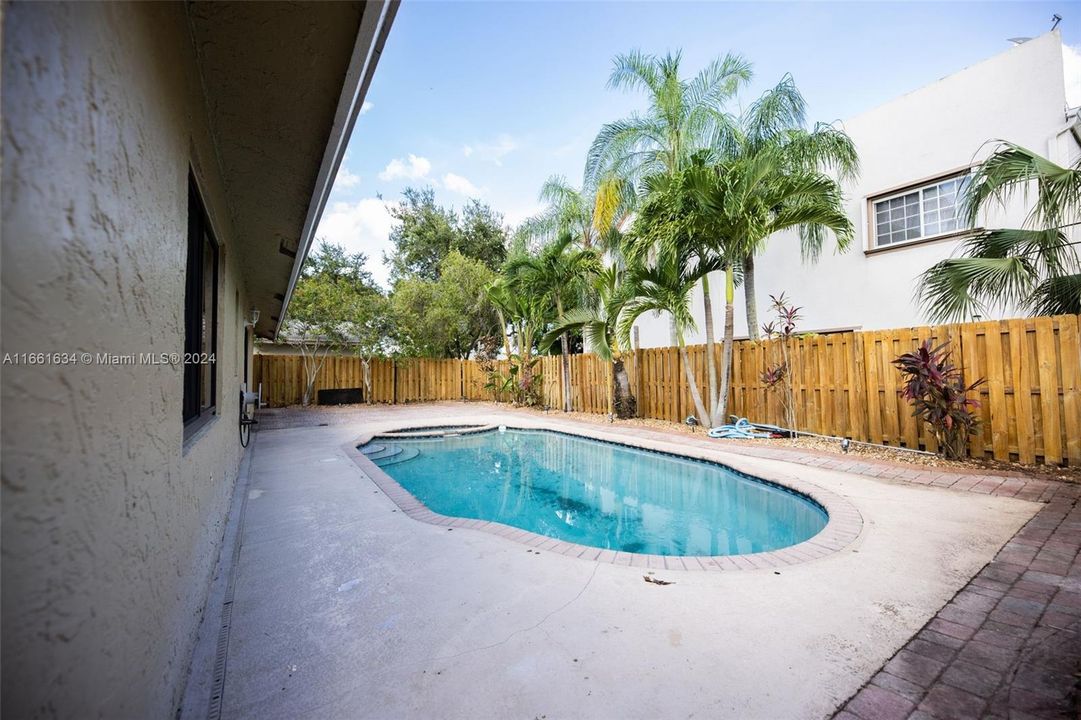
[316, 1, 1081, 288]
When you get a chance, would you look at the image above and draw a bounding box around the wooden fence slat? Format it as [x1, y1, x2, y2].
[879, 333, 900, 446]
[1059, 315, 1081, 465]
[1008, 319, 1036, 464]
[850, 333, 868, 442]
[983, 321, 1010, 461]
[1034, 317, 1063, 464]
[862, 333, 881, 444]
[255, 313, 1080, 465]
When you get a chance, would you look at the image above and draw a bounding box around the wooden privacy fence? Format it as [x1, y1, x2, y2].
[254, 314, 1081, 465]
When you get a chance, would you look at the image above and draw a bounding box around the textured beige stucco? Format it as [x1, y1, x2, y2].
[0, 3, 360, 717]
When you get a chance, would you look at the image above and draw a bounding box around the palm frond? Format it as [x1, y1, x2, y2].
[1029, 273, 1081, 315]
[917, 255, 1039, 323]
[592, 176, 625, 236]
[964, 141, 1081, 229]
[538, 175, 584, 211]
[689, 53, 752, 105]
[585, 115, 667, 186]
[744, 74, 806, 148]
[607, 49, 665, 95]
[781, 122, 860, 181]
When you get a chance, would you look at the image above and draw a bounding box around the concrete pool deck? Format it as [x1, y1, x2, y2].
[182, 403, 1053, 720]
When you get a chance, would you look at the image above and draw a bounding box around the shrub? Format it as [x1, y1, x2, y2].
[760, 293, 803, 435]
[892, 340, 984, 459]
[484, 353, 542, 407]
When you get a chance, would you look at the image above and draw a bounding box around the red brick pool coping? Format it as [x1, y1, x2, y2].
[345, 420, 865, 572]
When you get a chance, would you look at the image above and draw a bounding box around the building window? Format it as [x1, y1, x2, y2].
[183, 175, 219, 428]
[872, 174, 970, 247]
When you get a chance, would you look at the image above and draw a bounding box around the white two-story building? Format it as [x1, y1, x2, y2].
[634, 30, 1081, 347]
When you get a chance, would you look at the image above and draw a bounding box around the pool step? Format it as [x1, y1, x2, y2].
[365, 444, 404, 461]
[373, 446, 421, 467]
[360, 444, 386, 456]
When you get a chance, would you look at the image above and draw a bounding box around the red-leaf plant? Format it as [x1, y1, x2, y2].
[760, 293, 802, 436]
[892, 339, 985, 459]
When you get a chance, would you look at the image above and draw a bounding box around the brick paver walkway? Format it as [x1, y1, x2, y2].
[835, 483, 1081, 720]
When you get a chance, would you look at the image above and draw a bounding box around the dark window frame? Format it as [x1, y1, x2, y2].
[183, 174, 219, 430]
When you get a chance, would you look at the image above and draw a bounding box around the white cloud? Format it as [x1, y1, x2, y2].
[442, 172, 485, 197]
[359, 100, 374, 116]
[334, 164, 360, 189]
[314, 197, 399, 288]
[461, 133, 518, 165]
[1064, 45, 1081, 109]
[378, 154, 431, 181]
[504, 202, 545, 228]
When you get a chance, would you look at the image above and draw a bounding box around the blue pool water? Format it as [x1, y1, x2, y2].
[363, 428, 827, 556]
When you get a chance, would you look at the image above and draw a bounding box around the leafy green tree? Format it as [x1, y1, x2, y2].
[504, 234, 600, 411]
[919, 143, 1081, 320]
[459, 199, 510, 267]
[386, 187, 508, 281]
[390, 251, 499, 359]
[346, 292, 394, 403]
[302, 241, 380, 294]
[712, 75, 859, 338]
[385, 187, 458, 281]
[283, 242, 379, 404]
[541, 267, 636, 418]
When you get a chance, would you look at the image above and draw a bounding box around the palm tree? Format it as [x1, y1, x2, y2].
[586, 50, 751, 188]
[919, 142, 1081, 320]
[527, 175, 634, 253]
[624, 159, 735, 426]
[541, 266, 636, 418]
[587, 50, 751, 422]
[711, 75, 859, 338]
[486, 274, 551, 405]
[618, 247, 721, 425]
[681, 150, 852, 423]
[503, 234, 601, 411]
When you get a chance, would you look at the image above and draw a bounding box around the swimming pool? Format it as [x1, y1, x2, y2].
[360, 427, 827, 556]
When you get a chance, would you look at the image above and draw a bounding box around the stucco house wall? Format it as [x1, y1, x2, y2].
[2, 5, 253, 718]
[634, 31, 1079, 347]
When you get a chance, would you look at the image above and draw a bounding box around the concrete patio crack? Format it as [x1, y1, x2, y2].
[430, 561, 601, 663]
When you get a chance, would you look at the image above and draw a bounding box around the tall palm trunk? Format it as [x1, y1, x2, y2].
[677, 337, 710, 426]
[556, 298, 572, 412]
[605, 360, 615, 417]
[519, 324, 534, 401]
[715, 265, 736, 424]
[700, 273, 719, 424]
[743, 255, 759, 341]
[612, 355, 636, 418]
[496, 308, 513, 359]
